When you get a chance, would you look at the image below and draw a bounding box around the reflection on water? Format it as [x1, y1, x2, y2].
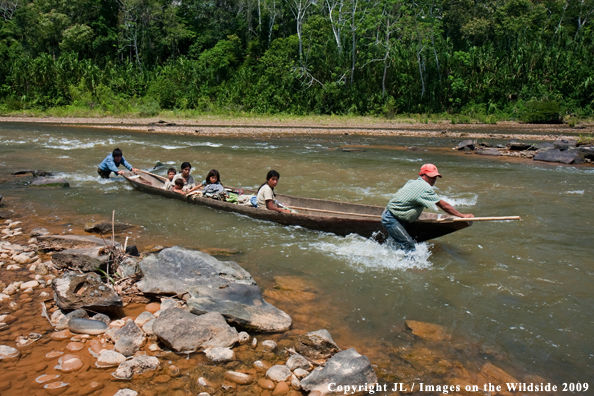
[1, 122, 593, 387]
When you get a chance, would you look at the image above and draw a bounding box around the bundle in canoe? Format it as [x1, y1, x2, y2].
[123, 171, 474, 242]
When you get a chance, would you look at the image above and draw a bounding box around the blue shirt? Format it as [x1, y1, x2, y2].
[98, 154, 133, 174]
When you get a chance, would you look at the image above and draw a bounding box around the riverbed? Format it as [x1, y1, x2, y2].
[1, 122, 593, 393]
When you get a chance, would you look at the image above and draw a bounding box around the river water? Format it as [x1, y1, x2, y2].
[1, 122, 593, 391]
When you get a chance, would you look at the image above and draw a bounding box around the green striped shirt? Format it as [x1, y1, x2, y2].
[387, 177, 440, 222]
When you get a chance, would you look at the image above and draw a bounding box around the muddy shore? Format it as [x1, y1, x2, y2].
[0, 188, 560, 396]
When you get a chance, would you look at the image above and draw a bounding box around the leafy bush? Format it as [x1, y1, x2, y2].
[138, 97, 160, 116]
[520, 100, 562, 123]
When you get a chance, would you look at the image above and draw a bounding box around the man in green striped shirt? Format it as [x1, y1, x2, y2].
[382, 164, 474, 250]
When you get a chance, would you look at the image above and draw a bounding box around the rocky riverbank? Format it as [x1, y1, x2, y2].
[0, 196, 557, 396]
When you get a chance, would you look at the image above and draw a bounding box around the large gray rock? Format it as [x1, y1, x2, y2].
[137, 246, 255, 294]
[112, 320, 146, 356]
[456, 140, 475, 150]
[11, 170, 53, 177]
[578, 145, 594, 160]
[30, 177, 69, 187]
[51, 246, 110, 272]
[153, 308, 239, 353]
[112, 355, 159, 380]
[534, 149, 581, 164]
[295, 329, 341, 360]
[52, 271, 122, 310]
[38, 234, 118, 250]
[506, 140, 533, 150]
[553, 139, 577, 150]
[475, 148, 502, 156]
[187, 283, 292, 333]
[300, 348, 377, 395]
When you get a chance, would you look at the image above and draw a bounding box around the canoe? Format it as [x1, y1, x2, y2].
[123, 171, 472, 242]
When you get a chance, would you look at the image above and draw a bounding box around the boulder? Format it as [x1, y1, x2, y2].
[534, 149, 581, 164]
[12, 170, 53, 177]
[295, 330, 341, 360]
[187, 283, 292, 333]
[553, 139, 577, 150]
[506, 140, 533, 150]
[475, 148, 502, 156]
[153, 308, 239, 353]
[51, 247, 110, 272]
[137, 246, 255, 295]
[30, 228, 50, 237]
[112, 355, 160, 380]
[578, 145, 594, 160]
[112, 321, 146, 356]
[300, 348, 377, 395]
[84, 221, 133, 235]
[30, 177, 69, 188]
[456, 140, 475, 150]
[52, 271, 122, 310]
[534, 142, 555, 150]
[68, 318, 109, 335]
[37, 234, 118, 250]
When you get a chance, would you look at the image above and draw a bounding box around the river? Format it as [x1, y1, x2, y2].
[1, 122, 593, 392]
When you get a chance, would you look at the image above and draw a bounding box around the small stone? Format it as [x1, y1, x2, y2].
[109, 319, 126, 329]
[273, 381, 290, 395]
[91, 313, 111, 325]
[45, 351, 64, 359]
[258, 378, 275, 389]
[114, 389, 138, 396]
[262, 340, 277, 350]
[266, 365, 291, 382]
[154, 374, 171, 383]
[145, 302, 160, 313]
[50, 330, 74, 340]
[112, 355, 160, 380]
[0, 345, 20, 359]
[253, 360, 271, 372]
[7, 264, 20, 270]
[96, 350, 127, 368]
[148, 343, 160, 352]
[56, 354, 84, 372]
[142, 319, 155, 335]
[68, 318, 109, 335]
[224, 371, 253, 385]
[35, 374, 61, 384]
[134, 311, 155, 327]
[35, 262, 49, 275]
[238, 331, 250, 344]
[286, 354, 310, 371]
[290, 375, 300, 390]
[65, 342, 84, 351]
[39, 291, 50, 299]
[293, 368, 309, 378]
[251, 337, 257, 349]
[20, 280, 39, 290]
[205, 347, 235, 362]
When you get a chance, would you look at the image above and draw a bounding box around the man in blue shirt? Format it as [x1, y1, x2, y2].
[97, 148, 139, 178]
[382, 163, 474, 251]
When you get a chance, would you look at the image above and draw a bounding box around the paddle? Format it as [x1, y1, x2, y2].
[435, 216, 521, 223]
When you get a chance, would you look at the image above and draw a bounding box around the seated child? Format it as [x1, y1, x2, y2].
[199, 169, 227, 198]
[256, 170, 291, 213]
[162, 168, 176, 191]
[171, 178, 185, 194]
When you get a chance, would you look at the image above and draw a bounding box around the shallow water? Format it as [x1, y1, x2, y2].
[1, 122, 593, 391]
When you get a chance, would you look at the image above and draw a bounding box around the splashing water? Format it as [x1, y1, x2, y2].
[310, 234, 433, 271]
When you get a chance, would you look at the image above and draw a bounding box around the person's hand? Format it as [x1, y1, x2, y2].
[131, 168, 140, 172]
[117, 170, 125, 175]
[461, 213, 474, 218]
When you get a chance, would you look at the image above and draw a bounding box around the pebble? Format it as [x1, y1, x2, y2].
[91, 313, 111, 326]
[134, 311, 155, 327]
[205, 347, 235, 363]
[148, 343, 160, 352]
[198, 393, 210, 396]
[238, 331, 250, 344]
[145, 302, 160, 313]
[224, 371, 253, 385]
[258, 378, 275, 389]
[19, 280, 39, 290]
[96, 350, 126, 368]
[22, 287, 33, 294]
[0, 345, 20, 359]
[35, 374, 61, 384]
[154, 374, 171, 383]
[2, 282, 22, 295]
[262, 340, 277, 350]
[0, 293, 9, 302]
[290, 375, 301, 390]
[266, 365, 291, 382]
[68, 318, 109, 335]
[45, 351, 64, 359]
[253, 360, 272, 372]
[44, 381, 70, 394]
[39, 291, 50, 298]
[7, 264, 21, 270]
[114, 390, 138, 396]
[50, 329, 74, 340]
[273, 382, 290, 395]
[34, 362, 48, 372]
[55, 354, 84, 372]
[109, 319, 126, 329]
[197, 377, 214, 387]
[142, 319, 155, 335]
[293, 368, 309, 378]
[251, 337, 257, 348]
[66, 342, 85, 352]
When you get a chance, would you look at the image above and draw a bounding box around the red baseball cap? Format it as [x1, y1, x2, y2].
[419, 163, 442, 178]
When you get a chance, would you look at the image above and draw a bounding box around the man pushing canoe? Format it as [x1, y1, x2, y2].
[382, 164, 474, 251]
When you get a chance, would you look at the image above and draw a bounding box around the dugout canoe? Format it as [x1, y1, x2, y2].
[123, 171, 472, 242]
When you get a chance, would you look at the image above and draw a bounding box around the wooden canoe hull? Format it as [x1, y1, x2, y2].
[123, 171, 471, 242]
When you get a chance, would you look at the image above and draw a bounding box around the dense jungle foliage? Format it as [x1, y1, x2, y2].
[0, 0, 593, 119]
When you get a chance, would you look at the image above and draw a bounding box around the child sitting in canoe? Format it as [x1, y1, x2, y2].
[171, 178, 185, 194]
[162, 168, 176, 191]
[257, 170, 291, 213]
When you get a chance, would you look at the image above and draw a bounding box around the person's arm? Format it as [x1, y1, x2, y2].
[436, 200, 474, 218]
[119, 156, 139, 173]
[266, 200, 291, 213]
[104, 156, 121, 174]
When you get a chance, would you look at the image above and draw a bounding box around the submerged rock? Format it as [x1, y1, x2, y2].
[475, 148, 502, 156]
[300, 348, 377, 395]
[295, 329, 341, 360]
[38, 234, 118, 250]
[30, 177, 69, 188]
[506, 140, 533, 150]
[266, 365, 292, 382]
[405, 320, 450, 342]
[52, 271, 122, 310]
[0, 345, 20, 359]
[153, 309, 239, 353]
[51, 246, 110, 272]
[205, 347, 235, 362]
[553, 139, 577, 150]
[30, 228, 50, 237]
